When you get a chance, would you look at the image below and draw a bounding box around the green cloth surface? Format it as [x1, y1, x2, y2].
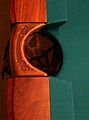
[47, 0, 89, 120]
[47, 0, 67, 29]
[50, 77, 74, 120]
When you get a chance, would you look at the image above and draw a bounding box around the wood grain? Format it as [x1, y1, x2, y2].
[8, 0, 50, 119]
[10, 23, 47, 77]
[6, 76, 14, 120]
[6, 77, 50, 120]
[10, 0, 47, 23]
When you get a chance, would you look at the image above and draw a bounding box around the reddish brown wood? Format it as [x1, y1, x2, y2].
[10, 0, 47, 23]
[6, 77, 50, 120]
[10, 23, 47, 77]
[0, 80, 2, 92]
[8, 0, 51, 119]
[6, 76, 14, 120]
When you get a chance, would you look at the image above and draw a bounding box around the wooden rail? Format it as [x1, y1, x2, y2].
[6, 0, 51, 119]
[10, 0, 47, 23]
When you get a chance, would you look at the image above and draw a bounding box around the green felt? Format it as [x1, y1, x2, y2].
[48, 0, 89, 120]
[47, 0, 67, 28]
[49, 77, 74, 120]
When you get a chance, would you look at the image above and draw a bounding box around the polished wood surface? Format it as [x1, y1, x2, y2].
[10, 0, 47, 23]
[6, 77, 14, 120]
[6, 77, 50, 120]
[6, 0, 51, 119]
[10, 23, 47, 77]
